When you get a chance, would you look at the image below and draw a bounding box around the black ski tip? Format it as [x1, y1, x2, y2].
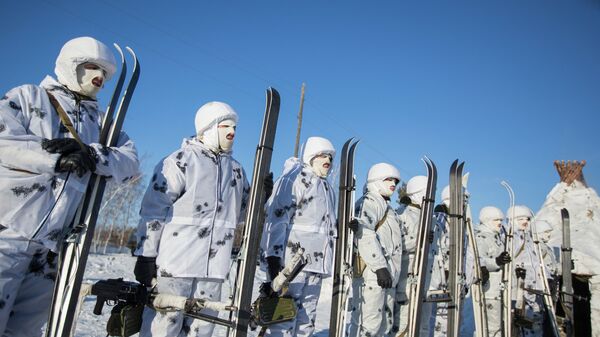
[267, 87, 281, 100]
[561, 208, 569, 219]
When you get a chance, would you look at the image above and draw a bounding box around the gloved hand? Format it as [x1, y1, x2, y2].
[134, 256, 157, 287]
[495, 251, 511, 266]
[264, 172, 274, 201]
[266, 256, 282, 281]
[375, 267, 393, 289]
[42, 138, 86, 154]
[259, 282, 276, 297]
[348, 218, 360, 233]
[55, 149, 96, 177]
[480, 266, 490, 285]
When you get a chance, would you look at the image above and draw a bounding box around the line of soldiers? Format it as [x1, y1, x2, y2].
[0, 36, 565, 337]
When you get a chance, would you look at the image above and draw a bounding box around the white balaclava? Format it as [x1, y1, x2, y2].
[366, 163, 401, 198]
[55, 37, 117, 98]
[406, 175, 428, 205]
[506, 205, 533, 231]
[302, 136, 335, 178]
[479, 206, 504, 233]
[194, 102, 239, 153]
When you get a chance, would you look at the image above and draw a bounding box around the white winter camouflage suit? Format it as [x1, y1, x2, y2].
[348, 191, 403, 337]
[476, 222, 506, 337]
[259, 157, 337, 337]
[392, 204, 420, 335]
[0, 76, 139, 336]
[135, 138, 249, 337]
[511, 228, 545, 337]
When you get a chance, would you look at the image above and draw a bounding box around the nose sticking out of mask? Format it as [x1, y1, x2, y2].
[76, 64, 105, 98]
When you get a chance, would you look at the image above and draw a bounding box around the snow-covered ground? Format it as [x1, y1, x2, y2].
[74, 253, 333, 337]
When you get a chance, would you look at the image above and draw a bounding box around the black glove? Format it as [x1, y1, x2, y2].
[348, 218, 359, 233]
[266, 256, 282, 281]
[495, 251, 511, 267]
[375, 267, 393, 289]
[42, 138, 82, 154]
[480, 266, 490, 285]
[259, 282, 276, 297]
[134, 256, 157, 287]
[264, 172, 274, 201]
[55, 149, 96, 177]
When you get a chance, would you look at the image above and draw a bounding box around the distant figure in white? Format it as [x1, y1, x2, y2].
[259, 136, 337, 337]
[392, 175, 428, 335]
[0, 36, 139, 337]
[348, 163, 403, 337]
[134, 102, 249, 337]
[508, 205, 545, 337]
[475, 206, 511, 337]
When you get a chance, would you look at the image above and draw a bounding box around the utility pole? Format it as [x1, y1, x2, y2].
[293, 83, 306, 158]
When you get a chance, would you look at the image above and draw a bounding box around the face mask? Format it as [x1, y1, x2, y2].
[75, 63, 105, 98]
[310, 154, 332, 178]
[372, 178, 397, 198]
[516, 217, 530, 230]
[488, 218, 503, 233]
[217, 119, 236, 152]
[539, 231, 551, 243]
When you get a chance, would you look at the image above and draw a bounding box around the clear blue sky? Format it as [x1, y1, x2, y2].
[2, 1, 599, 220]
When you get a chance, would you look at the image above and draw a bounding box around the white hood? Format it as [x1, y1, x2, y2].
[54, 36, 117, 94]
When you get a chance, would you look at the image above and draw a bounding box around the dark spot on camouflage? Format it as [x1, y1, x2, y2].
[0, 300, 4, 309]
[160, 269, 173, 277]
[11, 183, 46, 198]
[168, 315, 177, 324]
[208, 249, 217, 259]
[200, 150, 218, 164]
[230, 179, 237, 187]
[287, 241, 302, 254]
[176, 161, 187, 173]
[204, 202, 209, 207]
[45, 229, 62, 241]
[0, 225, 6, 233]
[0, 124, 5, 133]
[198, 227, 211, 239]
[153, 182, 167, 193]
[216, 205, 222, 213]
[176, 152, 183, 160]
[152, 174, 157, 182]
[233, 167, 242, 179]
[29, 104, 46, 119]
[8, 101, 21, 111]
[196, 204, 202, 212]
[173, 232, 178, 237]
[148, 221, 162, 231]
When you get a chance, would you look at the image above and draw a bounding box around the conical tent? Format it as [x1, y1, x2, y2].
[534, 160, 600, 336]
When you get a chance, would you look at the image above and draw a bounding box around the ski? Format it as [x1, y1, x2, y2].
[447, 160, 466, 337]
[329, 138, 359, 337]
[46, 45, 140, 337]
[465, 209, 489, 337]
[230, 87, 281, 337]
[500, 181, 516, 337]
[406, 156, 437, 337]
[560, 208, 574, 336]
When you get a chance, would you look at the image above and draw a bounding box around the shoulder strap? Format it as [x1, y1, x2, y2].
[374, 207, 390, 231]
[46, 91, 86, 151]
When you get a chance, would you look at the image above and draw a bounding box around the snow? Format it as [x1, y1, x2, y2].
[73, 253, 333, 337]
